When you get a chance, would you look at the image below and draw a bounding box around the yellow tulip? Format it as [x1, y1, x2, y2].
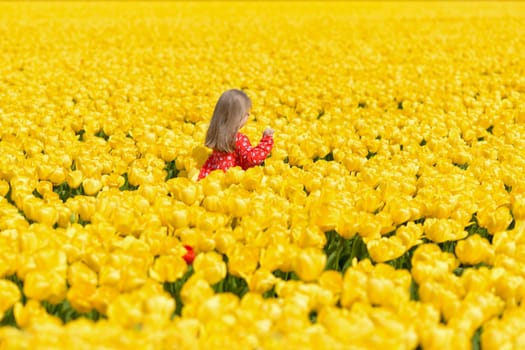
[367, 236, 407, 263]
[213, 228, 236, 254]
[241, 167, 264, 191]
[293, 247, 326, 282]
[227, 244, 259, 279]
[76, 196, 96, 222]
[194, 293, 239, 323]
[511, 193, 525, 220]
[357, 212, 382, 240]
[455, 234, 493, 265]
[477, 205, 513, 234]
[36, 181, 53, 197]
[192, 251, 227, 285]
[36, 163, 54, 181]
[180, 185, 198, 206]
[149, 254, 188, 283]
[170, 206, 189, 230]
[418, 324, 457, 350]
[385, 196, 416, 225]
[424, 218, 468, 243]
[317, 305, 372, 344]
[460, 267, 492, 295]
[481, 307, 525, 350]
[223, 167, 244, 185]
[0, 279, 21, 318]
[493, 273, 525, 305]
[90, 286, 120, 314]
[103, 172, 126, 189]
[35, 204, 59, 226]
[67, 261, 98, 287]
[111, 207, 138, 236]
[180, 274, 214, 306]
[194, 210, 227, 232]
[107, 294, 143, 328]
[55, 204, 74, 228]
[411, 244, 459, 284]
[418, 280, 461, 321]
[83, 178, 103, 196]
[247, 269, 278, 293]
[0, 250, 18, 279]
[66, 283, 97, 313]
[143, 293, 176, 326]
[159, 144, 177, 163]
[14, 300, 62, 329]
[336, 210, 360, 239]
[48, 167, 67, 185]
[310, 203, 340, 232]
[448, 293, 505, 337]
[367, 275, 408, 309]
[24, 270, 67, 304]
[201, 178, 223, 197]
[318, 270, 343, 297]
[202, 195, 224, 213]
[355, 188, 383, 213]
[0, 180, 9, 197]
[292, 225, 327, 249]
[396, 222, 423, 248]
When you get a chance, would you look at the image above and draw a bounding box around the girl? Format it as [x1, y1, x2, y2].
[198, 89, 274, 180]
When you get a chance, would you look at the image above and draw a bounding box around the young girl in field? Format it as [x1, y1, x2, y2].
[198, 89, 274, 180]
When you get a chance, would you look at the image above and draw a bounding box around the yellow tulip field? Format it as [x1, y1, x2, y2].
[1, 1, 525, 349]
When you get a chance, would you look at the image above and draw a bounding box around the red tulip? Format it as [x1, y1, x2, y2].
[183, 245, 196, 265]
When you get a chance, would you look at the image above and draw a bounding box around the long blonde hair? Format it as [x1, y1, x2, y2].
[205, 89, 252, 153]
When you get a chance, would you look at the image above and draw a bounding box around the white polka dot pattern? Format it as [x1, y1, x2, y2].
[198, 132, 274, 180]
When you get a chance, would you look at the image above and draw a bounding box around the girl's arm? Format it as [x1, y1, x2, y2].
[236, 133, 273, 170]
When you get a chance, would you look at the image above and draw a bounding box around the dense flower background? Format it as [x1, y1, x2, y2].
[1, 1, 525, 349]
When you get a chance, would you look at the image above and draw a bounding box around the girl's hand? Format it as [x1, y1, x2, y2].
[263, 127, 274, 137]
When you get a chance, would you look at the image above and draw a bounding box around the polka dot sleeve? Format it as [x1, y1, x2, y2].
[235, 133, 274, 170]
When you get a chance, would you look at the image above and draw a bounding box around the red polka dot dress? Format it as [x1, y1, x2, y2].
[198, 133, 274, 180]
